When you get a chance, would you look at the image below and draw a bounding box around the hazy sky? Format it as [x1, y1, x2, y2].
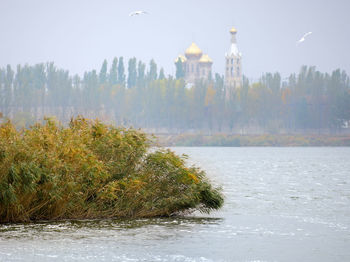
[1, 0, 349, 79]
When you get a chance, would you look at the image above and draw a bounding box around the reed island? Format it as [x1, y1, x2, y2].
[0, 117, 223, 223]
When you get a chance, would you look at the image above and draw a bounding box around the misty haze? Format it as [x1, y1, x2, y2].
[0, 1, 350, 262]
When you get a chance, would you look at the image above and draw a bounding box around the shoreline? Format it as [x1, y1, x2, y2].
[154, 134, 350, 147]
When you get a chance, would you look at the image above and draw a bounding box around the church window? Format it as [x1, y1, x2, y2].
[231, 67, 234, 76]
[237, 67, 240, 76]
[202, 69, 205, 76]
[231, 58, 234, 64]
[191, 64, 194, 73]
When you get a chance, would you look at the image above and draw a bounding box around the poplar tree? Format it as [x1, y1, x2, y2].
[117, 57, 126, 86]
[127, 57, 137, 88]
[99, 59, 108, 84]
[137, 61, 146, 85]
[4, 65, 14, 115]
[159, 68, 165, 80]
[109, 57, 118, 85]
[175, 59, 184, 79]
[148, 59, 157, 81]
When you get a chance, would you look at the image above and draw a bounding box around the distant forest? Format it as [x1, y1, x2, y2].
[0, 57, 349, 134]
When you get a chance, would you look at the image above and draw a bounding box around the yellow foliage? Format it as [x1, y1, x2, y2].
[188, 172, 199, 183]
[205, 84, 216, 106]
[281, 88, 291, 104]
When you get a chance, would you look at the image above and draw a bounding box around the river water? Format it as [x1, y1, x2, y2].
[0, 147, 349, 262]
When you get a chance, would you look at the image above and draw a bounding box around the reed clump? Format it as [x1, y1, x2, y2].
[0, 117, 223, 223]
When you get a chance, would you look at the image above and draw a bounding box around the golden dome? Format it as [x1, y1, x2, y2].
[174, 54, 187, 63]
[230, 26, 237, 34]
[185, 42, 202, 56]
[199, 54, 213, 63]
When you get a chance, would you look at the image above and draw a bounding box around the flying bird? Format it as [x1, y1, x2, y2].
[297, 32, 312, 45]
[129, 10, 148, 17]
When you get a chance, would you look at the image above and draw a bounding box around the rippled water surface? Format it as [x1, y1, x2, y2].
[1, 147, 350, 262]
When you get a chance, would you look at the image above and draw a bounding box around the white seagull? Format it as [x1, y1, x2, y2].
[129, 10, 148, 17]
[297, 32, 312, 45]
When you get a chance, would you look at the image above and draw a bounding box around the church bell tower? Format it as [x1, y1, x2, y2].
[225, 27, 242, 98]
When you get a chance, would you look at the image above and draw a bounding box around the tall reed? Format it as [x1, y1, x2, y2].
[0, 116, 223, 222]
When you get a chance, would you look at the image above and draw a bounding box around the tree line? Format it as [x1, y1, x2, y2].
[0, 57, 349, 134]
